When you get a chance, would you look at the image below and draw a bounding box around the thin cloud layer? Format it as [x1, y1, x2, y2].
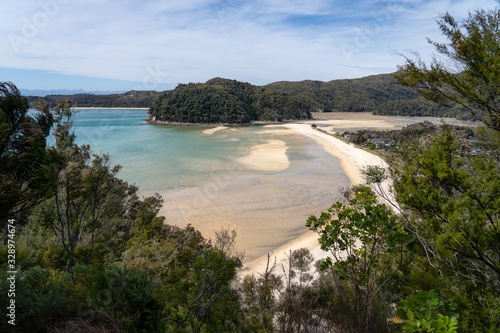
[0, 0, 497, 90]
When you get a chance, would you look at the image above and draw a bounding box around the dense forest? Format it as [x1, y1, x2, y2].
[1, 6, 499, 333]
[148, 78, 312, 124]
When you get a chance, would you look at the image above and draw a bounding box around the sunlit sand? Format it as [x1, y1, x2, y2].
[236, 139, 290, 171]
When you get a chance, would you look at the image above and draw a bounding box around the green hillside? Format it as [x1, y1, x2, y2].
[265, 73, 471, 119]
[27, 74, 471, 120]
[148, 78, 312, 124]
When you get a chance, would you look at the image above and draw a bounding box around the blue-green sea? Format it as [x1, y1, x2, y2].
[71, 109, 349, 195]
[69, 108, 350, 260]
[65, 109, 476, 261]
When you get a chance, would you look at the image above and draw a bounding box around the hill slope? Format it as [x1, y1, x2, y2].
[148, 78, 312, 124]
[265, 73, 469, 118]
[26, 73, 470, 120]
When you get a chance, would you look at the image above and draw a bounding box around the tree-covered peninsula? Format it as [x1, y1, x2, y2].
[148, 78, 312, 125]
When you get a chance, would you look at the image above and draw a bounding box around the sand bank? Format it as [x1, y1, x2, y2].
[236, 139, 290, 171]
[157, 131, 349, 263]
[201, 126, 229, 135]
[241, 123, 392, 276]
[282, 124, 388, 186]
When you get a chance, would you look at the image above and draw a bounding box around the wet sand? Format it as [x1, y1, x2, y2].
[241, 123, 391, 275]
[156, 113, 476, 274]
[158, 133, 349, 263]
[237, 139, 290, 171]
[201, 126, 229, 135]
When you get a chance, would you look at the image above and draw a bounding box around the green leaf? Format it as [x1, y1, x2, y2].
[407, 309, 415, 321]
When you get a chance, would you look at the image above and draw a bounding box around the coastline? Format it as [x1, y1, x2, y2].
[146, 119, 253, 127]
[142, 112, 473, 277]
[241, 122, 391, 276]
[145, 117, 310, 128]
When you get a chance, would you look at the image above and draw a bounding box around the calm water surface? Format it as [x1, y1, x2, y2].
[71, 109, 349, 195]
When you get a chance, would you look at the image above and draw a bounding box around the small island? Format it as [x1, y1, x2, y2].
[147, 77, 312, 125]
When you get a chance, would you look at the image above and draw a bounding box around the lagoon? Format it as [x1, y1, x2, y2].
[72, 109, 350, 262]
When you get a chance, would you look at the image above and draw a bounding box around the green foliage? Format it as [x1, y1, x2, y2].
[394, 290, 459, 333]
[306, 186, 410, 332]
[103, 265, 160, 332]
[149, 77, 311, 124]
[390, 125, 500, 330]
[39, 103, 142, 271]
[241, 266, 282, 332]
[393, 10, 500, 327]
[307, 186, 408, 276]
[396, 8, 500, 130]
[0, 267, 84, 332]
[157, 242, 244, 332]
[0, 82, 60, 228]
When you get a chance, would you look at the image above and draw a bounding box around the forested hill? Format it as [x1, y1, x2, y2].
[265, 73, 469, 119]
[27, 90, 162, 108]
[27, 73, 470, 119]
[148, 78, 312, 124]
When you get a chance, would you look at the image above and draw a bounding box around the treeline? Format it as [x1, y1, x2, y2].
[372, 96, 472, 119]
[26, 74, 472, 120]
[265, 74, 471, 119]
[148, 78, 312, 124]
[27, 90, 162, 109]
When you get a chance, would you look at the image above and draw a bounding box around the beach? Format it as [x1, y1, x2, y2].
[157, 132, 349, 263]
[156, 113, 473, 275]
[240, 121, 391, 275]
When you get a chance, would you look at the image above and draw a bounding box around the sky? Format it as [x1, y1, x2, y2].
[0, 0, 498, 92]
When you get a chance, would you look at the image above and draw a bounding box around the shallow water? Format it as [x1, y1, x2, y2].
[72, 109, 350, 194]
[70, 109, 351, 261]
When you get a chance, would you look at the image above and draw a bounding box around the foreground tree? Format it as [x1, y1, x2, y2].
[394, 6, 500, 331]
[306, 186, 409, 332]
[0, 82, 59, 231]
[42, 100, 140, 271]
[395, 7, 500, 131]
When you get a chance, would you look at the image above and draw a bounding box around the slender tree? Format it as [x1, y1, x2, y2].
[0, 82, 60, 231]
[395, 7, 500, 131]
[394, 6, 500, 330]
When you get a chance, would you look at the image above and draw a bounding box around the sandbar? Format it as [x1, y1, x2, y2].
[201, 126, 229, 135]
[156, 113, 475, 277]
[236, 139, 290, 171]
[241, 123, 392, 275]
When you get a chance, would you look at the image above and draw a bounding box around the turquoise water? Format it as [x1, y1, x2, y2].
[69, 108, 351, 260]
[71, 109, 345, 194]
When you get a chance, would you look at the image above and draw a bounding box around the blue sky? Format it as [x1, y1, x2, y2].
[0, 0, 497, 92]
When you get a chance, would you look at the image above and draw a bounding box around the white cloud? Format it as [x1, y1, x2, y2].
[0, 0, 498, 88]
